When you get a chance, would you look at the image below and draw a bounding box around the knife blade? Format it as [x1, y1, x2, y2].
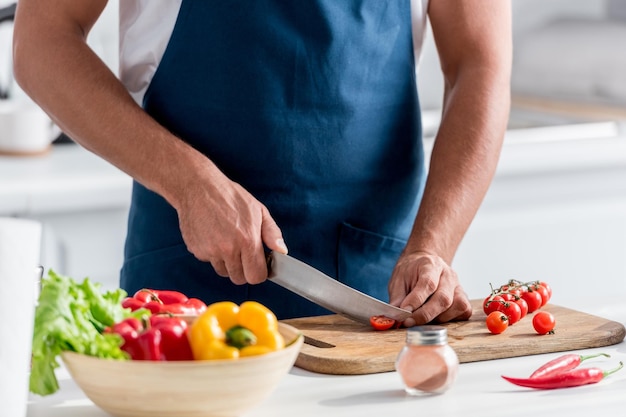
[267, 251, 412, 325]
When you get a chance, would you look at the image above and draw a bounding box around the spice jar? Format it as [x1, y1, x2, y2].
[395, 325, 459, 395]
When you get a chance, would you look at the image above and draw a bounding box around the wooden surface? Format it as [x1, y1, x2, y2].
[281, 300, 626, 375]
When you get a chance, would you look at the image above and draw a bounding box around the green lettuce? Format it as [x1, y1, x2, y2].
[29, 270, 139, 396]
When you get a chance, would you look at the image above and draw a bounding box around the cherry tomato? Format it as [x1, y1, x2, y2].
[501, 293, 516, 302]
[527, 282, 550, 306]
[514, 297, 529, 319]
[508, 288, 522, 299]
[369, 315, 399, 331]
[534, 285, 551, 307]
[483, 295, 504, 315]
[532, 311, 556, 335]
[521, 290, 543, 313]
[486, 311, 509, 334]
[500, 301, 522, 325]
[539, 281, 552, 301]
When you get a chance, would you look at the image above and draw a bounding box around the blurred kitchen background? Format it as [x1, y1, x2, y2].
[1, 0, 626, 304]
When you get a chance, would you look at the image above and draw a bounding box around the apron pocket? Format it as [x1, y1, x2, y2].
[337, 222, 407, 303]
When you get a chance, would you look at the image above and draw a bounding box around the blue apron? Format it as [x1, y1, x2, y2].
[120, 0, 425, 319]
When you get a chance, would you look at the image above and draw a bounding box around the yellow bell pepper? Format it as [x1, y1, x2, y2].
[189, 301, 285, 360]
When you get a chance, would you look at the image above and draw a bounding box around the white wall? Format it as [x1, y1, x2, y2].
[418, 0, 611, 110]
[453, 141, 626, 304]
[89, 0, 120, 75]
[511, 0, 606, 37]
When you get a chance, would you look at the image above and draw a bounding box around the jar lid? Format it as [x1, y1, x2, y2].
[406, 325, 447, 345]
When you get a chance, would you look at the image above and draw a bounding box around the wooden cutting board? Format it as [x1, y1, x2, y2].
[281, 300, 626, 375]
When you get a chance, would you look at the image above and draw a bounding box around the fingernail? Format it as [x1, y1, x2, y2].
[277, 239, 288, 254]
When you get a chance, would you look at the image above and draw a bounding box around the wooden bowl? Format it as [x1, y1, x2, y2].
[61, 323, 303, 417]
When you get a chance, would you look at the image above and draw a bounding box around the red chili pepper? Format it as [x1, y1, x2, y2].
[529, 353, 610, 379]
[122, 288, 207, 315]
[502, 361, 624, 390]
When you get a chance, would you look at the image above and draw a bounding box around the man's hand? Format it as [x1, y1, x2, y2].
[385, 0, 511, 327]
[388, 251, 472, 326]
[176, 174, 288, 286]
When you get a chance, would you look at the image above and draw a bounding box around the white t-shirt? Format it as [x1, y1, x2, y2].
[119, 0, 430, 105]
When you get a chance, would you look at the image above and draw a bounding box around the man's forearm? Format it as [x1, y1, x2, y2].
[407, 68, 510, 263]
[12, 0, 218, 210]
[406, 0, 512, 264]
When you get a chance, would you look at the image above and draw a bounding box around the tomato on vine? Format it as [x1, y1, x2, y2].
[531, 282, 551, 306]
[484, 278, 555, 333]
[486, 311, 509, 334]
[514, 297, 528, 319]
[540, 281, 553, 301]
[483, 295, 504, 315]
[500, 301, 522, 325]
[521, 290, 543, 313]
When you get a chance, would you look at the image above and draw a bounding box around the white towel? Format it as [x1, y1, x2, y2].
[0, 217, 42, 417]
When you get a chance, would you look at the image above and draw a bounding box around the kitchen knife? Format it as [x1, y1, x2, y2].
[267, 251, 412, 325]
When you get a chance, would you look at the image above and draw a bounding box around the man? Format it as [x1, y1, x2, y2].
[13, 0, 511, 325]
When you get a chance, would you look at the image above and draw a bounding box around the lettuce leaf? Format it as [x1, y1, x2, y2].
[29, 270, 138, 396]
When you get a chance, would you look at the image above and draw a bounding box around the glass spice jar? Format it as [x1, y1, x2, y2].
[395, 325, 459, 395]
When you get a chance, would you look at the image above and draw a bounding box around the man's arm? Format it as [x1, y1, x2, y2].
[389, 0, 512, 325]
[13, 0, 286, 284]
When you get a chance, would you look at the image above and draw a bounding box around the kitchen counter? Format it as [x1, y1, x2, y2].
[0, 144, 131, 216]
[26, 297, 626, 417]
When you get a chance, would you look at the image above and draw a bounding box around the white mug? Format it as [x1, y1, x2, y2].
[0, 217, 42, 417]
[0, 100, 57, 156]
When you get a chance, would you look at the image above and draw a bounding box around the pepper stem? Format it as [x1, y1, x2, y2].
[138, 288, 163, 304]
[580, 353, 610, 363]
[603, 361, 624, 378]
[226, 326, 257, 349]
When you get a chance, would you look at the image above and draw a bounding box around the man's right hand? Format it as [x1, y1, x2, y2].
[175, 173, 288, 285]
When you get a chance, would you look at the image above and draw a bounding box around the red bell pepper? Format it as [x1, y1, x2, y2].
[122, 288, 207, 315]
[106, 315, 194, 361]
[148, 315, 194, 361]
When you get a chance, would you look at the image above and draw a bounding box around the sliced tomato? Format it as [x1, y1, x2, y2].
[370, 315, 399, 331]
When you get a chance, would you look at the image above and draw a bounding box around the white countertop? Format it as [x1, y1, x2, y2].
[26, 297, 626, 417]
[0, 145, 132, 216]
